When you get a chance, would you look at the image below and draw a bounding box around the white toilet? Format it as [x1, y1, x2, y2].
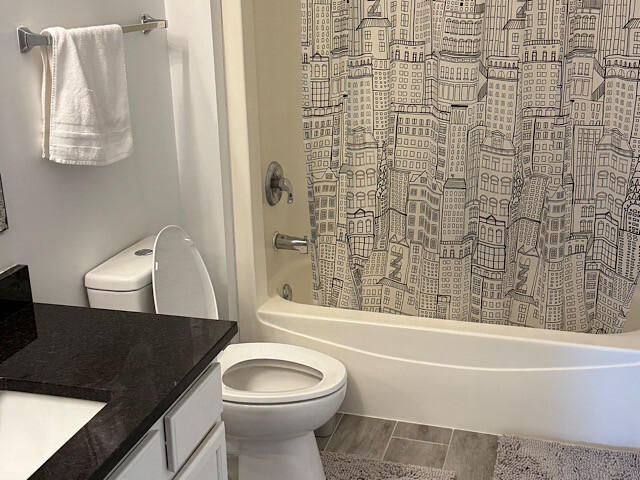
[85, 226, 347, 480]
[219, 343, 346, 480]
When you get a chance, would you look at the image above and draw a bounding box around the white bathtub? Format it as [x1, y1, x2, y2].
[257, 257, 640, 449]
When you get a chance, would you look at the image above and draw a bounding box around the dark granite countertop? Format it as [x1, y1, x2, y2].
[0, 291, 237, 479]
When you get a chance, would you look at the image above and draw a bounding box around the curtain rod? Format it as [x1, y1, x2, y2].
[17, 13, 168, 53]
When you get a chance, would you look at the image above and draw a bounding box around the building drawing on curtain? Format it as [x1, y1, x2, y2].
[302, 0, 640, 333]
[0, 176, 7, 233]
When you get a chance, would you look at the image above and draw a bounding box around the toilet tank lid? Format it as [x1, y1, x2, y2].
[85, 236, 155, 292]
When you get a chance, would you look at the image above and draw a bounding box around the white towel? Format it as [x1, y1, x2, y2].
[41, 25, 133, 165]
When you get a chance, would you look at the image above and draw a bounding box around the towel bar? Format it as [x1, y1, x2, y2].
[17, 13, 168, 53]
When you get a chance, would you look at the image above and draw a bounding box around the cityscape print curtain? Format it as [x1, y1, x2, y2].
[302, 0, 640, 333]
[0, 175, 7, 233]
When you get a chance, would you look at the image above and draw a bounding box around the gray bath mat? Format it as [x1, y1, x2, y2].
[322, 451, 456, 480]
[493, 435, 640, 479]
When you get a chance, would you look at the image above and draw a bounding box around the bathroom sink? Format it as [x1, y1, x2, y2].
[0, 390, 106, 480]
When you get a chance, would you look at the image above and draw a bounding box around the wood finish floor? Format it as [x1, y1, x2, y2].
[317, 413, 499, 480]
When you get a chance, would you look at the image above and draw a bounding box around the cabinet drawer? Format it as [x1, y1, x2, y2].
[165, 362, 222, 472]
[107, 430, 166, 480]
[174, 422, 228, 480]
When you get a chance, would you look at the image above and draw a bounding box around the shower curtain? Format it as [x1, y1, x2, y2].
[302, 0, 640, 333]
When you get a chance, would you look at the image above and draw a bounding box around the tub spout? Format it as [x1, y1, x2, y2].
[273, 232, 308, 254]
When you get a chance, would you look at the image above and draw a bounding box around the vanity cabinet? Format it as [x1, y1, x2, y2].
[174, 422, 227, 480]
[108, 363, 227, 480]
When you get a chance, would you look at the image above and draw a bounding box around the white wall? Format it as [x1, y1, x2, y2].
[250, 0, 313, 298]
[0, 0, 183, 306]
[220, 0, 314, 340]
[222, 0, 270, 340]
[163, 0, 237, 320]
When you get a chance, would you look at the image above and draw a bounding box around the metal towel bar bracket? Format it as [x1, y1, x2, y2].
[17, 13, 168, 53]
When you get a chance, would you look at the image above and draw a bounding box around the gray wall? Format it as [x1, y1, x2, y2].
[0, 0, 184, 306]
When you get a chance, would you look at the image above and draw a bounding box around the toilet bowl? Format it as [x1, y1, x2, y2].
[85, 226, 348, 479]
[219, 342, 347, 480]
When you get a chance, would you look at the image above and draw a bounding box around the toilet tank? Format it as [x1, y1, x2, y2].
[85, 237, 156, 313]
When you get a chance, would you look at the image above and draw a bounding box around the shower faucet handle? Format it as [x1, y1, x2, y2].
[265, 161, 294, 205]
[273, 177, 294, 204]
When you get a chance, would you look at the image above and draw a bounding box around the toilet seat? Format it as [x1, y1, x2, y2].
[218, 343, 347, 404]
[153, 225, 219, 319]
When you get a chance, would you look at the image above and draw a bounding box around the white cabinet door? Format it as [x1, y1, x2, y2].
[107, 430, 171, 480]
[165, 363, 223, 472]
[174, 422, 228, 480]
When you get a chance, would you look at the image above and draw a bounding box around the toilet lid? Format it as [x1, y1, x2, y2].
[153, 225, 218, 319]
[218, 343, 347, 404]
